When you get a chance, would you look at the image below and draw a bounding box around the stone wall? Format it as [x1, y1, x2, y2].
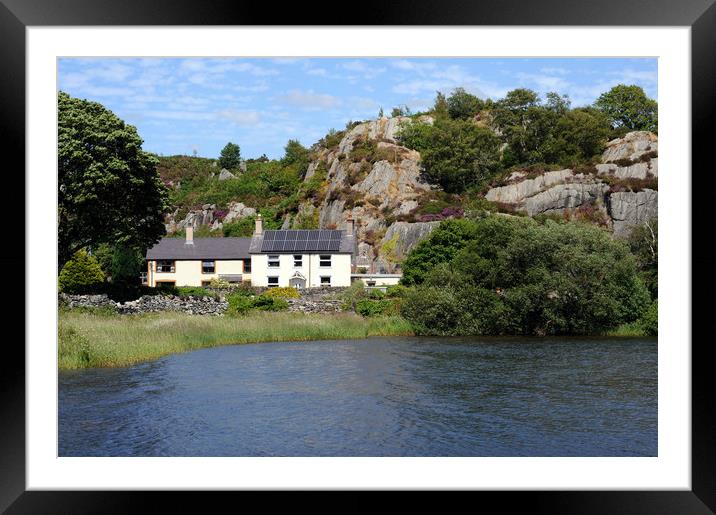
[60, 287, 350, 315]
[60, 293, 227, 315]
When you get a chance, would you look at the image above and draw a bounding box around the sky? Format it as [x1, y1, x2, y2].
[58, 57, 657, 160]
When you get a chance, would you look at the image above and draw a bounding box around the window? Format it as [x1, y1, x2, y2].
[267, 276, 279, 287]
[268, 255, 280, 268]
[293, 254, 303, 267]
[201, 281, 211, 287]
[366, 281, 376, 287]
[319, 255, 331, 267]
[320, 276, 331, 286]
[202, 260, 215, 274]
[157, 260, 175, 273]
[243, 259, 251, 273]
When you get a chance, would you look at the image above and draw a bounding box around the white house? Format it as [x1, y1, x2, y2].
[247, 215, 355, 288]
[145, 215, 356, 289]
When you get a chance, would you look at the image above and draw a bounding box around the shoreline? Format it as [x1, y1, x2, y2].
[59, 309, 652, 371]
[58, 310, 414, 370]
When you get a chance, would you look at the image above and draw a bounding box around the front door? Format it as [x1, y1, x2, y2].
[289, 276, 306, 289]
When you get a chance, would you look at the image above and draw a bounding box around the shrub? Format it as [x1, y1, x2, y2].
[226, 292, 255, 316]
[252, 295, 289, 311]
[355, 298, 399, 317]
[263, 287, 300, 299]
[639, 299, 658, 336]
[175, 286, 216, 299]
[58, 250, 106, 294]
[341, 280, 368, 310]
[209, 277, 232, 289]
[225, 291, 289, 316]
[385, 284, 409, 298]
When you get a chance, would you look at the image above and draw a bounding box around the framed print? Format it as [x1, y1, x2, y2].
[2, 0, 713, 511]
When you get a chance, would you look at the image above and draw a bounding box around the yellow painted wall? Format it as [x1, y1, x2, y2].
[147, 260, 249, 287]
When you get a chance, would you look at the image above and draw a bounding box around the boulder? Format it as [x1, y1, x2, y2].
[218, 168, 236, 181]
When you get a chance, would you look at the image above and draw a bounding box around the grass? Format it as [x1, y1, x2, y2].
[605, 322, 648, 337]
[58, 310, 414, 370]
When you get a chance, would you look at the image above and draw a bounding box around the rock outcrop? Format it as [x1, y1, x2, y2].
[608, 189, 658, 237]
[484, 131, 658, 236]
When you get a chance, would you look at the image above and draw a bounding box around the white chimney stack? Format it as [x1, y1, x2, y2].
[185, 226, 194, 244]
[255, 213, 263, 235]
[346, 217, 354, 236]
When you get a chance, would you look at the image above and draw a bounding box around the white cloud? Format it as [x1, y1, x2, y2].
[218, 110, 261, 125]
[277, 89, 341, 110]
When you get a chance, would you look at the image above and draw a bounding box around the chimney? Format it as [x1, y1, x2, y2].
[185, 226, 194, 245]
[255, 213, 263, 235]
[346, 216, 354, 236]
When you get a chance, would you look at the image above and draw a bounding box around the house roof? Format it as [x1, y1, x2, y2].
[146, 237, 252, 260]
[249, 229, 355, 254]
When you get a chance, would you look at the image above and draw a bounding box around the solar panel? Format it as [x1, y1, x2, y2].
[261, 229, 345, 252]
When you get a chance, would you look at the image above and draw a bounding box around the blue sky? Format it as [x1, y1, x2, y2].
[58, 57, 657, 160]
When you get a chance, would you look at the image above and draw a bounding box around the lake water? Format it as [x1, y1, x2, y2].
[59, 337, 657, 456]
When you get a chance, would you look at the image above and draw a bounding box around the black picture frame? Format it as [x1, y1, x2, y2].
[2, 0, 711, 511]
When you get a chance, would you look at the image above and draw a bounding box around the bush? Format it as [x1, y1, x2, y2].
[225, 291, 289, 316]
[356, 299, 392, 317]
[341, 280, 368, 310]
[252, 295, 289, 311]
[639, 300, 658, 336]
[226, 292, 255, 316]
[58, 250, 106, 294]
[385, 284, 410, 298]
[263, 287, 300, 299]
[175, 286, 216, 299]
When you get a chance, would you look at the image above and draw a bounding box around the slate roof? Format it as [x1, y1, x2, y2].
[146, 237, 252, 260]
[249, 229, 355, 254]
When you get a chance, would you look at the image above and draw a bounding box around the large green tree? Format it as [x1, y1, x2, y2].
[594, 84, 658, 132]
[398, 118, 501, 193]
[218, 142, 242, 169]
[446, 87, 484, 120]
[58, 92, 169, 270]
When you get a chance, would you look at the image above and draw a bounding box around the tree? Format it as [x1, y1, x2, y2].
[432, 91, 449, 119]
[218, 142, 242, 169]
[446, 87, 483, 120]
[400, 219, 480, 285]
[110, 244, 144, 285]
[419, 119, 501, 193]
[545, 92, 571, 114]
[281, 139, 309, 169]
[58, 249, 106, 294]
[401, 216, 651, 336]
[549, 107, 612, 164]
[391, 105, 411, 117]
[58, 91, 169, 271]
[594, 84, 658, 132]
